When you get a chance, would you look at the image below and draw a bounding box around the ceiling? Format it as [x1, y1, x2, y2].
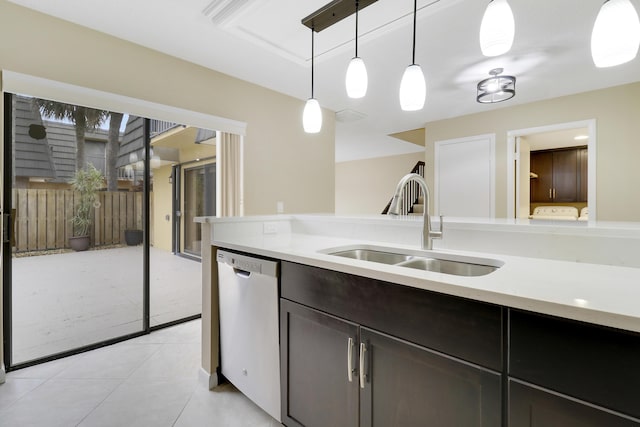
[8, 0, 640, 162]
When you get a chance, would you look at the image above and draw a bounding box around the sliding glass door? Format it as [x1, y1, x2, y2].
[3, 93, 213, 369]
[3, 93, 146, 366]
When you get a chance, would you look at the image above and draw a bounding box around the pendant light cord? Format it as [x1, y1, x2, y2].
[355, 1, 359, 57]
[311, 28, 315, 98]
[411, 0, 417, 65]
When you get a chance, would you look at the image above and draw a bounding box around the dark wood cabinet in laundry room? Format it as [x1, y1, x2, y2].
[530, 146, 587, 203]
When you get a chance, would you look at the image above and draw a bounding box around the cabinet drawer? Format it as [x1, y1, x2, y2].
[281, 261, 502, 370]
[509, 380, 640, 426]
[509, 309, 640, 419]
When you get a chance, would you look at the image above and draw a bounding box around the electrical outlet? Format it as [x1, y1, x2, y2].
[276, 201, 284, 214]
[263, 222, 277, 234]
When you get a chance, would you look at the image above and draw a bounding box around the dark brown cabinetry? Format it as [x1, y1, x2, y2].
[530, 147, 587, 203]
[509, 380, 639, 427]
[509, 309, 640, 425]
[280, 261, 502, 427]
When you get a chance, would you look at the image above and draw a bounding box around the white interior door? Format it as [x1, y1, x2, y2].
[434, 134, 495, 218]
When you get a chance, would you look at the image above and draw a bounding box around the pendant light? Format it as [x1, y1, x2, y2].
[346, 1, 368, 98]
[591, 0, 640, 68]
[303, 28, 322, 133]
[479, 0, 515, 57]
[399, 0, 426, 111]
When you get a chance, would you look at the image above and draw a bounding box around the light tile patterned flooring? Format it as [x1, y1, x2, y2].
[0, 319, 282, 426]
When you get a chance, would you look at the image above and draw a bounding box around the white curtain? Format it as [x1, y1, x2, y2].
[216, 131, 244, 217]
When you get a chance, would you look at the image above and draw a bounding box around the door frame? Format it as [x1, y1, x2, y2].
[506, 119, 597, 222]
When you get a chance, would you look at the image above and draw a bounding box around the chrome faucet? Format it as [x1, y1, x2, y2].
[388, 173, 443, 250]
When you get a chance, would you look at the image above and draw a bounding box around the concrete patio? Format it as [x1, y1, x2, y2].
[9, 246, 201, 364]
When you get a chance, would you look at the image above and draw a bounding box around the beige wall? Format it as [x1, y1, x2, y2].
[0, 1, 335, 376]
[336, 151, 425, 214]
[425, 82, 640, 221]
[152, 164, 173, 251]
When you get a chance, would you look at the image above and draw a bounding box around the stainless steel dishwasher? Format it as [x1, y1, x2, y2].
[217, 250, 280, 422]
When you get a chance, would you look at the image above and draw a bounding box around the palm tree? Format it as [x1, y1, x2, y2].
[37, 100, 106, 171]
[106, 112, 124, 191]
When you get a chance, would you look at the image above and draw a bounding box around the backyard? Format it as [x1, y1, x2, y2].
[10, 245, 201, 364]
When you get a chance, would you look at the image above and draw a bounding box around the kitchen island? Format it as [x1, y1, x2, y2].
[197, 214, 640, 426]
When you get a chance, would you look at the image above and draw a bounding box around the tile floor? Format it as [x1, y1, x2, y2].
[0, 319, 282, 426]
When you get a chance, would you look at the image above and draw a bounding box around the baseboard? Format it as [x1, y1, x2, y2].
[198, 367, 218, 390]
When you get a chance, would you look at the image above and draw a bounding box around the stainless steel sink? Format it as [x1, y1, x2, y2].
[395, 257, 498, 277]
[325, 247, 501, 277]
[330, 249, 413, 265]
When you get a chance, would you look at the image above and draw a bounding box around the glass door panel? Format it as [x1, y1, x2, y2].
[5, 94, 145, 365]
[148, 123, 210, 326]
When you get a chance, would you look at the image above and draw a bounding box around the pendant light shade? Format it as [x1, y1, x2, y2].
[479, 0, 515, 57]
[346, 57, 368, 98]
[345, 1, 368, 99]
[303, 28, 322, 134]
[303, 98, 322, 133]
[399, 64, 426, 111]
[399, 0, 426, 111]
[591, 0, 640, 68]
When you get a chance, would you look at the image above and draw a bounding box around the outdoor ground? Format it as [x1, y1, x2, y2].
[10, 246, 201, 364]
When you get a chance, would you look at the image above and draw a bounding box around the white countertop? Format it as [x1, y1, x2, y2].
[199, 214, 640, 333]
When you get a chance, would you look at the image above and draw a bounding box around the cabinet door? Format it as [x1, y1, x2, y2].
[509, 380, 640, 427]
[578, 147, 588, 202]
[530, 151, 553, 202]
[280, 299, 359, 427]
[551, 149, 579, 202]
[360, 327, 501, 427]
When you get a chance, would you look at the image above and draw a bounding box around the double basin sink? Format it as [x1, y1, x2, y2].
[323, 246, 502, 277]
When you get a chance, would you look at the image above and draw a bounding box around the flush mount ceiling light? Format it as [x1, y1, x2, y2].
[399, 0, 426, 111]
[591, 0, 640, 68]
[479, 0, 515, 57]
[345, 1, 368, 98]
[302, 28, 322, 134]
[476, 68, 516, 103]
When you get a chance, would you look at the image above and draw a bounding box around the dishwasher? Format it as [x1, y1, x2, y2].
[217, 249, 281, 422]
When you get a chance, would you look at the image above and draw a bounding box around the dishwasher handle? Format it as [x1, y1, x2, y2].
[233, 268, 251, 278]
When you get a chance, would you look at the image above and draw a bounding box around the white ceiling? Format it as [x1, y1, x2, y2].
[8, 0, 640, 162]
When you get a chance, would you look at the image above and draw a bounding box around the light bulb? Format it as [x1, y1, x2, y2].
[399, 64, 426, 111]
[480, 0, 515, 57]
[591, 0, 640, 67]
[346, 57, 368, 99]
[303, 98, 322, 133]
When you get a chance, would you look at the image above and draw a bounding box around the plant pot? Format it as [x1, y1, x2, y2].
[124, 229, 143, 246]
[69, 236, 90, 251]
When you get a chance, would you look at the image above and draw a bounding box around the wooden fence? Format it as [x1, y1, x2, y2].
[12, 189, 143, 252]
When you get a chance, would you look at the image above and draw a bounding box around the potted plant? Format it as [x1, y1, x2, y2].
[69, 164, 103, 251]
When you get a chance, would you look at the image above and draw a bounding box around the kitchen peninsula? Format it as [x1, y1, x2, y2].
[198, 214, 640, 426]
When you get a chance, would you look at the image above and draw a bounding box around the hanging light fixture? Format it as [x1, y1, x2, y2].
[479, 0, 515, 57]
[591, 0, 640, 68]
[346, 1, 368, 98]
[303, 28, 322, 133]
[476, 68, 516, 103]
[399, 0, 426, 111]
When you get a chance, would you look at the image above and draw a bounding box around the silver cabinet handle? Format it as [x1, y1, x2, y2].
[553, 188, 556, 199]
[549, 188, 552, 199]
[347, 337, 354, 382]
[359, 342, 367, 389]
